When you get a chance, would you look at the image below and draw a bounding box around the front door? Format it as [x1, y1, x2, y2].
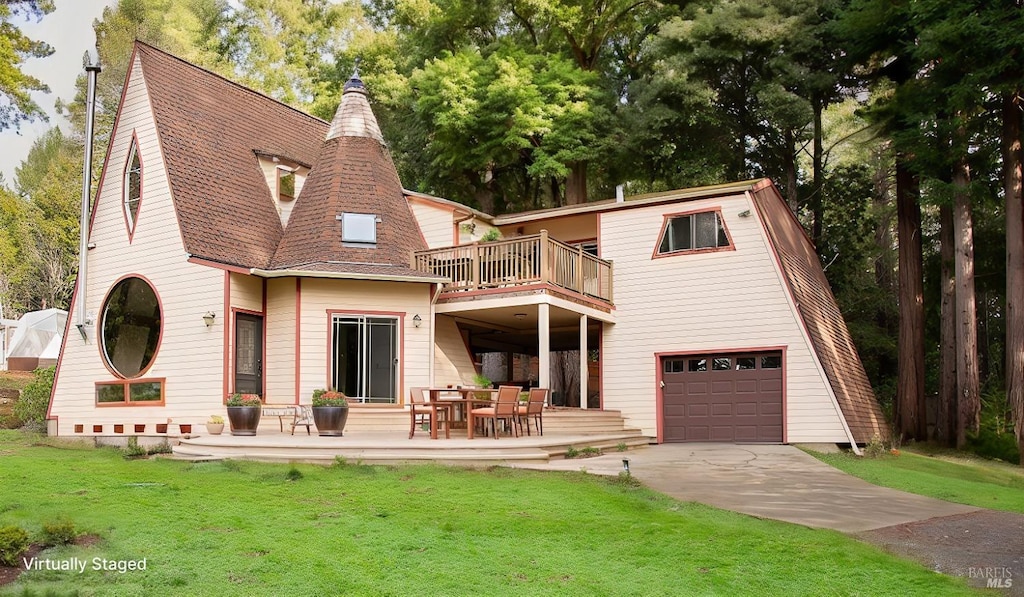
[234, 313, 263, 395]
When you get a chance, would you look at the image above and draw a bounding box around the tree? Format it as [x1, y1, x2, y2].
[0, 0, 54, 131]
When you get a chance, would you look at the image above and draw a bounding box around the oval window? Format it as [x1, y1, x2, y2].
[101, 277, 161, 378]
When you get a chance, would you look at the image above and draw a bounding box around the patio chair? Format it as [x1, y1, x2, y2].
[290, 405, 314, 436]
[408, 387, 452, 439]
[468, 385, 521, 439]
[517, 388, 548, 436]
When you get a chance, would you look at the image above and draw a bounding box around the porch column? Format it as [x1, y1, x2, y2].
[538, 302, 550, 399]
[579, 314, 588, 409]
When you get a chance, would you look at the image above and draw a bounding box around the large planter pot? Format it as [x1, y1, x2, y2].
[227, 406, 261, 436]
[312, 405, 349, 437]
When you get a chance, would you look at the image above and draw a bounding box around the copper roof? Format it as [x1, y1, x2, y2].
[750, 181, 890, 444]
[136, 42, 327, 269]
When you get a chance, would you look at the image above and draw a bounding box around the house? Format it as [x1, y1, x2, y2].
[48, 42, 889, 446]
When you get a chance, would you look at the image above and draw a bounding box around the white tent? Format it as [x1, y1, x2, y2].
[5, 308, 67, 371]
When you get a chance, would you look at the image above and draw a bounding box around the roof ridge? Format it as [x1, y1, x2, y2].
[133, 40, 329, 128]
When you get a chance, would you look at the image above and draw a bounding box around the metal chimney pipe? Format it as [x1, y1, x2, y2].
[77, 56, 101, 340]
[615, 184, 625, 203]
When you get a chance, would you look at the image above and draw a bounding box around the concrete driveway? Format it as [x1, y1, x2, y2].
[514, 443, 978, 533]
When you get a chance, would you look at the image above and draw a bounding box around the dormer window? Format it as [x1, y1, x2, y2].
[277, 167, 296, 201]
[123, 136, 142, 236]
[339, 212, 378, 245]
[656, 209, 732, 256]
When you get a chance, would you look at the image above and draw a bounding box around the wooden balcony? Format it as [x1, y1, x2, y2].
[413, 231, 613, 303]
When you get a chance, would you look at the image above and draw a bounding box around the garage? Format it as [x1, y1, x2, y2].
[661, 352, 783, 442]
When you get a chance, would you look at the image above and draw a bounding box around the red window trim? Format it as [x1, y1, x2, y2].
[651, 207, 736, 259]
[95, 378, 166, 407]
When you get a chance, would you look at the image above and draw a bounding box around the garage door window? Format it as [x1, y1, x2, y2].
[736, 357, 756, 370]
[761, 355, 782, 369]
[689, 358, 707, 372]
[712, 357, 731, 370]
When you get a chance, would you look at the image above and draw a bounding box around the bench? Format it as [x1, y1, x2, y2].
[262, 404, 314, 434]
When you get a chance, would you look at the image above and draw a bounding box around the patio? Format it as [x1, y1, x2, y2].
[172, 408, 650, 465]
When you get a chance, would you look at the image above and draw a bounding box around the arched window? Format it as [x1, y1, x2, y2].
[123, 137, 142, 236]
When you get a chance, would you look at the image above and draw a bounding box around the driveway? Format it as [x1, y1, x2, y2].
[514, 443, 977, 533]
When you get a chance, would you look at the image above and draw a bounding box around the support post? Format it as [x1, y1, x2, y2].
[538, 303, 550, 399]
[579, 314, 588, 409]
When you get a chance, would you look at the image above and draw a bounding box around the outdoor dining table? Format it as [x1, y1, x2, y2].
[427, 387, 498, 431]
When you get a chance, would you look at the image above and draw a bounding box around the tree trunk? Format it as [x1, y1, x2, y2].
[783, 128, 798, 212]
[937, 204, 957, 446]
[565, 161, 587, 205]
[811, 98, 825, 246]
[468, 170, 495, 215]
[953, 150, 981, 448]
[1003, 94, 1024, 463]
[896, 161, 927, 441]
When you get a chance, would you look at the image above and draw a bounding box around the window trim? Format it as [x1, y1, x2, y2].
[652, 207, 735, 259]
[95, 378, 166, 406]
[326, 309, 404, 405]
[339, 212, 378, 245]
[122, 132, 143, 240]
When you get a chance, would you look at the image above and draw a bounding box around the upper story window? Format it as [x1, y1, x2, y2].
[277, 167, 296, 201]
[339, 212, 378, 245]
[656, 209, 732, 256]
[123, 137, 142, 236]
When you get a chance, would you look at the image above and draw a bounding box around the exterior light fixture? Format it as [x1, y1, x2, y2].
[622, 458, 631, 474]
[413, 314, 422, 328]
[203, 311, 216, 327]
[514, 313, 527, 320]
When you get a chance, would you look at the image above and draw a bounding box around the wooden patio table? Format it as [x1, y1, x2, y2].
[428, 388, 497, 433]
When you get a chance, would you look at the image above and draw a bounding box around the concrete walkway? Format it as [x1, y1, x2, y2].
[511, 443, 978, 533]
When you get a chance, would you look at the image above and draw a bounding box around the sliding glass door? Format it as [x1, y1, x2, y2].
[331, 315, 398, 403]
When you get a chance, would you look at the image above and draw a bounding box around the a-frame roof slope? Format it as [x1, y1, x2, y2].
[750, 180, 890, 444]
[135, 42, 328, 268]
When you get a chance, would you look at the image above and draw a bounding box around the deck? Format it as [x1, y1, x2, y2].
[412, 231, 613, 303]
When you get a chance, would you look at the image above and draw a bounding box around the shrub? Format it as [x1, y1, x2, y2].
[0, 525, 30, 566]
[147, 441, 172, 455]
[41, 517, 78, 546]
[285, 466, 303, 482]
[565, 446, 579, 459]
[12, 366, 55, 427]
[123, 437, 147, 458]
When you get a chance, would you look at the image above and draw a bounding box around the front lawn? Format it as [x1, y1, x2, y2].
[808, 447, 1024, 514]
[0, 431, 979, 596]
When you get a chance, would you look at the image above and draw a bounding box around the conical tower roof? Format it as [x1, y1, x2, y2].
[270, 73, 429, 276]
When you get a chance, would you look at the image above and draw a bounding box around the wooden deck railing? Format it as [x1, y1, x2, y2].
[412, 231, 613, 303]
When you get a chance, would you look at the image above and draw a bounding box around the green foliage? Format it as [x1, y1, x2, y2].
[0, 524, 30, 566]
[41, 516, 78, 546]
[285, 466, 303, 482]
[0, 1, 55, 132]
[615, 442, 628, 452]
[310, 388, 347, 407]
[146, 440, 172, 455]
[12, 366, 53, 426]
[472, 373, 491, 388]
[123, 436, 147, 458]
[479, 228, 501, 242]
[207, 415, 224, 425]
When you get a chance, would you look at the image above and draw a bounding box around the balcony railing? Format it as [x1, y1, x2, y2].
[412, 231, 613, 303]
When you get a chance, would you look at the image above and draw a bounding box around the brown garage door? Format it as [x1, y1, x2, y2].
[662, 352, 783, 442]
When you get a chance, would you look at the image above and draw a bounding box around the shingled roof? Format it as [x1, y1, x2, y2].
[749, 180, 890, 444]
[136, 42, 327, 269]
[269, 74, 429, 276]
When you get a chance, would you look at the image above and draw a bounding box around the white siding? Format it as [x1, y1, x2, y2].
[599, 194, 849, 442]
[433, 315, 476, 387]
[408, 200, 455, 248]
[50, 57, 225, 435]
[296, 279, 433, 404]
[265, 278, 297, 403]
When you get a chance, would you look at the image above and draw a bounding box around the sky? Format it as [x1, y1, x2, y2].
[0, 0, 116, 186]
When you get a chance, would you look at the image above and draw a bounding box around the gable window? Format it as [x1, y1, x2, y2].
[277, 167, 295, 201]
[656, 210, 731, 255]
[339, 212, 378, 245]
[124, 137, 142, 235]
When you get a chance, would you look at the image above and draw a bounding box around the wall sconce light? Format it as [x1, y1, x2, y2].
[622, 458, 631, 474]
[413, 314, 422, 328]
[738, 209, 752, 218]
[203, 311, 216, 327]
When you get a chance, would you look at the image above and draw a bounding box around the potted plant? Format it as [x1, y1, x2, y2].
[311, 389, 349, 437]
[472, 373, 493, 399]
[226, 393, 262, 436]
[205, 415, 225, 436]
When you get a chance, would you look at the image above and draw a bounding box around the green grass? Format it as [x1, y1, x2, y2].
[808, 447, 1024, 514]
[0, 431, 981, 596]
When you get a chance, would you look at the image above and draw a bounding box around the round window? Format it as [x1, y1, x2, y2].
[101, 276, 161, 378]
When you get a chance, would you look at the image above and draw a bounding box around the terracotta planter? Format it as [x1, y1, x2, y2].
[312, 405, 349, 437]
[205, 423, 224, 435]
[227, 406, 261, 436]
[179, 424, 192, 434]
[156, 423, 168, 434]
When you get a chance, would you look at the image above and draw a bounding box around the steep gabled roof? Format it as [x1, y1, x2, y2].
[750, 180, 890, 444]
[270, 76, 428, 275]
[135, 42, 328, 268]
